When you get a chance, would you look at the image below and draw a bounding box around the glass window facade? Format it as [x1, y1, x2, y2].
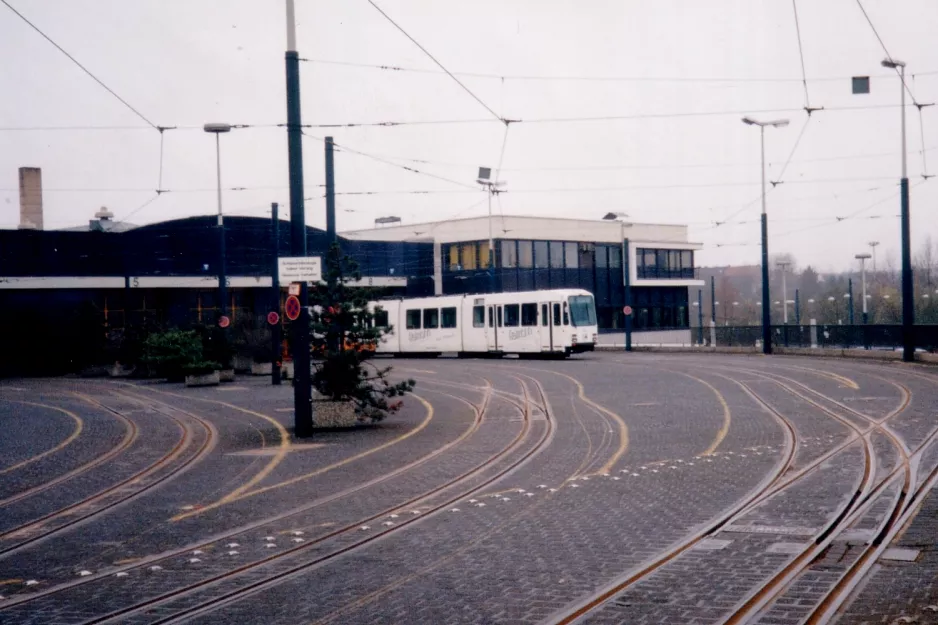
[534, 241, 549, 268]
[518, 241, 533, 268]
[501, 240, 517, 268]
[636, 247, 696, 279]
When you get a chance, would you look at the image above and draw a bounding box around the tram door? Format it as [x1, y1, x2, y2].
[539, 301, 554, 352]
[487, 305, 498, 351]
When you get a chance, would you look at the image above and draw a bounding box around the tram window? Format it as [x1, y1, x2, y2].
[374, 309, 389, 328]
[441, 307, 457, 329]
[423, 308, 439, 329]
[521, 303, 537, 326]
[541, 304, 548, 326]
[473, 305, 485, 328]
[488, 306, 494, 328]
[406, 310, 421, 329]
[504, 304, 520, 327]
[497, 307, 503, 327]
[553, 303, 561, 326]
[562, 302, 570, 326]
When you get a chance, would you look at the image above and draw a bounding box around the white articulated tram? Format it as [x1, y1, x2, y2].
[370, 288, 598, 358]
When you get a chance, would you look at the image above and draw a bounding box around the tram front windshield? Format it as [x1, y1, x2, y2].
[568, 295, 597, 327]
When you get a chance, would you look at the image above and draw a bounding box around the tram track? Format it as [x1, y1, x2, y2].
[549, 360, 924, 625]
[68, 376, 553, 625]
[0, 394, 138, 510]
[0, 389, 215, 559]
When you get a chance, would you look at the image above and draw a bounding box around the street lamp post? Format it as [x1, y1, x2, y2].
[881, 58, 914, 361]
[603, 212, 632, 350]
[856, 253, 872, 324]
[203, 123, 232, 318]
[743, 116, 790, 354]
[868, 241, 879, 275]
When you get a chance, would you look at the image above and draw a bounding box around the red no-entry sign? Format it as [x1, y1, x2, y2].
[284, 295, 301, 321]
[218, 315, 231, 328]
[267, 311, 280, 326]
[623, 305, 633, 316]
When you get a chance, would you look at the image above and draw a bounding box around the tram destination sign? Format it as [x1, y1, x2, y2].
[278, 257, 322, 283]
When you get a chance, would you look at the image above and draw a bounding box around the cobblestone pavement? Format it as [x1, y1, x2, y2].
[0, 353, 935, 624]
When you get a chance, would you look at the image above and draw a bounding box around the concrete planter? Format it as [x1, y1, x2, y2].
[219, 369, 236, 383]
[232, 355, 253, 373]
[312, 399, 362, 428]
[108, 364, 134, 378]
[251, 362, 272, 376]
[185, 371, 221, 387]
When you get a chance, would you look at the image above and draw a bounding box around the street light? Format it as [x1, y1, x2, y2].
[603, 212, 633, 351]
[856, 252, 872, 324]
[204, 122, 233, 318]
[880, 57, 914, 361]
[478, 167, 505, 293]
[742, 116, 789, 354]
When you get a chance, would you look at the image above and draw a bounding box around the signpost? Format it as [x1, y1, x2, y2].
[288, 283, 301, 296]
[278, 257, 322, 284]
[267, 311, 280, 326]
[284, 295, 301, 321]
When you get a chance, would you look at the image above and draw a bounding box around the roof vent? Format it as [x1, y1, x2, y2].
[94, 206, 114, 221]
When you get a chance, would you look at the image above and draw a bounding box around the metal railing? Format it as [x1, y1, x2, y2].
[710, 324, 938, 352]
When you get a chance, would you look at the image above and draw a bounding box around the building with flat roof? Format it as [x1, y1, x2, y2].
[343, 214, 704, 339]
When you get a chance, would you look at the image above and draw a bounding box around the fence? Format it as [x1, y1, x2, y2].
[711, 324, 938, 352]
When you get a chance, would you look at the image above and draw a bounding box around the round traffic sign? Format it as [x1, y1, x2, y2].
[218, 315, 231, 328]
[623, 305, 633, 316]
[267, 311, 280, 326]
[284, 295, 301, 321]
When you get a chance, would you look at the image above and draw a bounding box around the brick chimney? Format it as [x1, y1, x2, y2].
[18, 167, 43, 230]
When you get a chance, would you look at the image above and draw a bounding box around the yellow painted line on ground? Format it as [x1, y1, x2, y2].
[228, 393, 434, 503]
[0, 579, 23, 586]
[676, 373, 732, 456]
[521, 367, 629, 475]
[274, 408, 294, 412]
[0, 401, 83, 476]
[169, 397, 290, 522]
[785, 365, 860, 390]
[396, 368, 437, 375]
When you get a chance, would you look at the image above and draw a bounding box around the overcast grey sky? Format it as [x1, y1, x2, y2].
[1, 0, 936, 271]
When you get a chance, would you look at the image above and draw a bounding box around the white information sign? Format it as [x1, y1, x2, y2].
[278, 257, 322, 283]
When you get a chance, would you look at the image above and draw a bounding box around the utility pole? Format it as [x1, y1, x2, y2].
[623, 238, 632, 352]
[710, 275, 716, 325]
[697, 289, 704, 345]
[325, 137, 336, 243]
[271, 203, 282, 385]
[795, 289, 801, 325]
[777, 260, 791, 324]
[285, 0, 312, 436]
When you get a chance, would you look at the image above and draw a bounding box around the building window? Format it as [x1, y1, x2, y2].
[406, 310, 421, 329]
[534, 241, 549, 268]
[595, 245, 608, 268]
[549, 241, 565, 268]
[423, 308, 439, 329]
[447, 245, 460, 271]
[441, 307, 457, 328]
[473, 305, 485, 328]
[461, 244, 477, 271]
[479, 242, 491, 269]
[504, 304, 520, 326]
[518, 241, 533, 268]
[501, 240, 518, 268]
[521, 303, 537, 326]
[578, 243, 594, 269]
[564, 242, 579, 269]
[609, 246, 621, 268]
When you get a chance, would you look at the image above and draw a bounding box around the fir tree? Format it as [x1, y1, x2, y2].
[308, 244, 415, 421]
